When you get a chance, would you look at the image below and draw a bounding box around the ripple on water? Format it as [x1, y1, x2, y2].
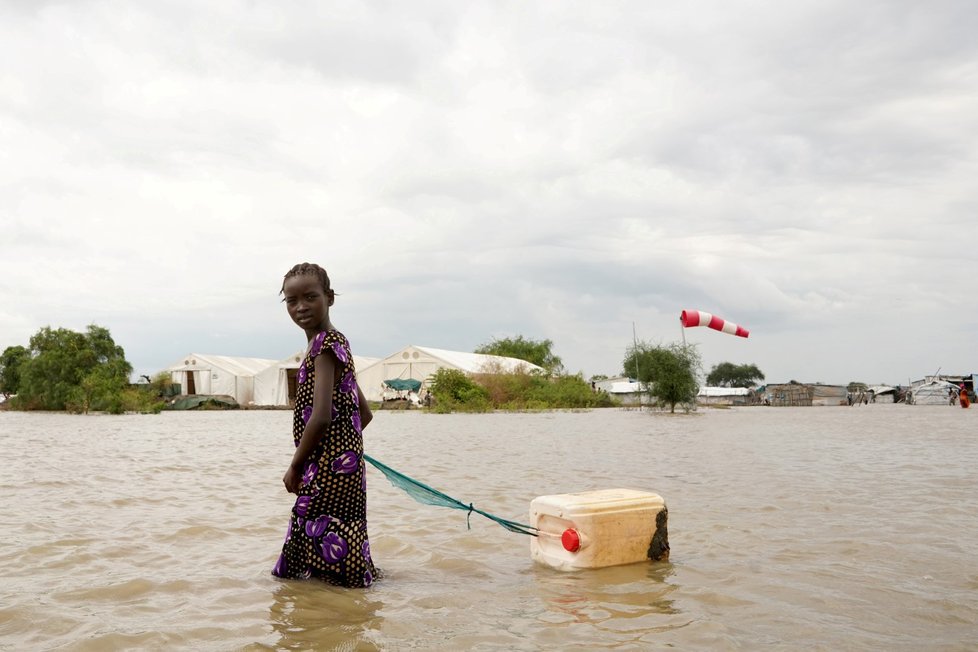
[1, 408, 977, 650]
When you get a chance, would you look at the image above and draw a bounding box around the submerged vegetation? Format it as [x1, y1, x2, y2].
[426, 336, 613, 413]
[624, 342, 702, 413]
[426, 367, 615, 413]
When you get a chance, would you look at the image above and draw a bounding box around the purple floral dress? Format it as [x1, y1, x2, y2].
[272, 330, 376, 588]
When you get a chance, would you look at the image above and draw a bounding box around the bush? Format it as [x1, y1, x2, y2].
[428, 368, 492, 413]
[428, 367, 614, 413]
[119, 387, 166, 414]
[526, 373, 615, 409]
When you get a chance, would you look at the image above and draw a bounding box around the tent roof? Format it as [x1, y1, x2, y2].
[412, 345, 544, 374]
[604, 380, 644, 394]
[356, 356, 381, 369]
[268, 350, 380, 370]
[868, 385, 896, 394]
[698, 386, 751, 397]
[914, 379, 958, 390]
[164, 353, 277, 376]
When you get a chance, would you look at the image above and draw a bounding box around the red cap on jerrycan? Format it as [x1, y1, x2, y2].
[561, 528, 581, 552]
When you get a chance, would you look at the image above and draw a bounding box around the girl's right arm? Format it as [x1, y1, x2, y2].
[358, 386, 373, 430]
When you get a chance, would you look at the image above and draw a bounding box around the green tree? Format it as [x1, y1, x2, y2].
[623, 342, 701, 413]
[474, 335, 564, 375]
[17, 325, 133, 410]
[0, 345, 29, 397]
[705, 362, 765, 387]
[67, 359, 134, 414]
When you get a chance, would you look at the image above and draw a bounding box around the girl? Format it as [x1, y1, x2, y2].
[272, 263, 377, 588]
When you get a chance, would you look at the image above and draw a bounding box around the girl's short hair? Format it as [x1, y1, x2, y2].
[281, 263, 331, 295]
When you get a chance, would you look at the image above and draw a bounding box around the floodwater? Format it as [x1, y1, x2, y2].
[1, 406, 976, 650]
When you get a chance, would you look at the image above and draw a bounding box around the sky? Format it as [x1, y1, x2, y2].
[1, 1, 976, 387]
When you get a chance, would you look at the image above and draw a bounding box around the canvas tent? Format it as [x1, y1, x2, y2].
[697, 386, 752, 406]
[163, 354, 278, 406]
[252, 351, 380, 407]
[593, 376, 648, 406]
[356, 345, 544, 402]
[907, 379, 958, 405]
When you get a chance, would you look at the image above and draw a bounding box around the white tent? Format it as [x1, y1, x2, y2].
[907, 379, 958, 405]
[252, 350, 380, 407]
[594, 376, 648, 406]
[252, 351, 303, 408]
[697, 386, 751, 397]
[697, 386, 752, 406]
[356, 345, 544, 402]
[162, 354, 278, 406]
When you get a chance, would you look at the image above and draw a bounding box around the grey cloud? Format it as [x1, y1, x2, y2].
[1, 1, 977, 385]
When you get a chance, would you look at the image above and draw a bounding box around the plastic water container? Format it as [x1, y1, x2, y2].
[530, 488, 669, 570]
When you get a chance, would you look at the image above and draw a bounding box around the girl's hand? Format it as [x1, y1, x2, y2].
[283, 465, 301, 493]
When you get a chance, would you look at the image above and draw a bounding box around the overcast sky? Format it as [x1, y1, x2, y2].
[2, 1, 976, 386]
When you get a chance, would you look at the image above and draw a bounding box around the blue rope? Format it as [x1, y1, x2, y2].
[364, 453, 539, 537]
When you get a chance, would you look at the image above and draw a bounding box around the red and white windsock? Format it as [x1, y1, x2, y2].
[680, 310, 749, 338]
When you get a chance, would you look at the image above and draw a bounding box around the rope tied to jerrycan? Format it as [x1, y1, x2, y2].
[363, 454, 540, 537]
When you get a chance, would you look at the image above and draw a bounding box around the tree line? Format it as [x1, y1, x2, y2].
[0, 325, 163, 413]
[1, 326, 765, 414]
[435, 335, 765, 413]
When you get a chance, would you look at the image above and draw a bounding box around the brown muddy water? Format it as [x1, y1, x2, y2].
[1, 407, 976, 650]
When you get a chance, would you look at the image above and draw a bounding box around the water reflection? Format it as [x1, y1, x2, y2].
[532, 560, 680, 623]
[263, 579, 385, 651]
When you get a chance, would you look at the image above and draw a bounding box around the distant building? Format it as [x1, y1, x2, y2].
[867, 385, 898, 403]
[160, 345, 545, 407]
[355, 345, 544, 403]
[812, 384, 847, 406]
[763, 384, 810, 406]
[762, 383, 847, 407]
[906, 375, 973, 405]
[162, 354, 278, 406]
[593, 376, 649, 406]
[252, 351, 379, 407]
[697, 386, 753, 406]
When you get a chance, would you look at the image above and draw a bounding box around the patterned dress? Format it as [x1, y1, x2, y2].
[272, 329, 376, 588]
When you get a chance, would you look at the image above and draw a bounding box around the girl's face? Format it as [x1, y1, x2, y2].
[282, 274, 334, 335]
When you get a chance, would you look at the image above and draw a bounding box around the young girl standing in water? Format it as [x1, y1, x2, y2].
[272, 263, 377, 588]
